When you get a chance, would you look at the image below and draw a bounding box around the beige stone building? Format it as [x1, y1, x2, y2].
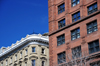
[0, 34, 49, 66]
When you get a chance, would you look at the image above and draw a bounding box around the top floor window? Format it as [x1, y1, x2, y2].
[10, 57, 12, 63]
[72, 12, 80, 22]
[42, 61, 45, 66]
[71, 0, 80, 7]
[58, 3, 65, 14]
[6, 60, 8, 65]
[20, 52, 22, 58]
[57, 34, 65, 46]
[88, 3, 97, 15]
[58, 19, 65, 29]
[32, 47, 35, 52]
[15, 54, 17, 60]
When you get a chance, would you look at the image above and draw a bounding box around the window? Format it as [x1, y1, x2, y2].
[25, 49, 28, 55]
[20, 52, 22, 58]
[15, 55, 17, 60]
[57, 52, 66, 64]
[58, 3, 65, 14]
[88, 40, 99, 54]
[87, 20, 98, 34]
[71, 0, 80, 7]
[32, 60, 35, 66]
[58, 19, 65, 29]
[90, 61, 100, 66]
[42, 61, 45, 66]
[72, 12, 80, 22]
[71, 28, 80, 40]
[57, 34, 65, 46]
[72, 46, 81, 59]
[88, 3, 97, 15]
[10, 57, 12, 63]
[25, 62, 27, 66]
[42, 48, 45, 54]
[32, 47, 35, 52]
[6, 60, 8, 65]
[1, 62, 3, 66]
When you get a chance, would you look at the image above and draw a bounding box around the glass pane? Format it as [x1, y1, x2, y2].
[89, 6, 92, 11]
[77, 0, 80, 4]
[73, 2, 76, 7]
[77, 28, 80, 32]
[72, 0, 76, 2]
[95, 46, 99, 51]
[94, 3, 97, 8]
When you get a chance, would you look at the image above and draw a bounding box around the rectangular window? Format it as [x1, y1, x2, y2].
[88, 3, 98, 15]
[90, 61, 100, 66]
[25, 49, 28, 55]
[58, 19, 65, 29]
[11, 57, 12, 63]
[72, 12, 80, 22]
[32, 47, 35, 52]
[20, 52, 22, 58]
[1, 62, 3, 66]
[87, 20, 98, 34]
[42, 48, 45, 54]
[32, 60, 35, 66]
[71, 28, 80, 40]
[72, 46, 81, 59]
[57, 34, 65, 46]
[71, 0, 80, 7]
[57, 52, 66, 64]
[25, 62, 27, 66]
[15, 55, 17, 60]
[42, 61, 45, 66]
[6, 60, 7, 65]
[88, 40, 99, 54]
[58, 3, 65, 14]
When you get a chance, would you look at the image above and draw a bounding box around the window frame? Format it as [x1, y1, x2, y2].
[72, 46, 81, 59]
[87, 20, 98, 34]
[58, 3, 65, 14]
[58, 19, 65, 29]
[32, 47, 36, 52]
[87, 3, 98, 15]
[57, 34, 65, 46]
[71, 0, 80, 7]
[88, 40, 99, 54]
[57, 52, 66, 64]
[71, 28, 80, 40]
[72, 11, 80, 22]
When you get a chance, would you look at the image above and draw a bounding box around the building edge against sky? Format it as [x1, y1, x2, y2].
[0, 34, 49, 66]
[48, 0, 100, 66]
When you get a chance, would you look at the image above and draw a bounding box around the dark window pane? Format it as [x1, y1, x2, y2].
[58, 3, 65, 14]
[58, 19, 65, 29]
[57, 34, 65, 46]
[72, 12, 80, 22]
[72, 0, 80, 7]
[71, 28, 80, 40]
[58, 52, 66, 64]
[88, 3, 98, 15]
[88, 40, 99, 54]
[87, 20, 98, 34]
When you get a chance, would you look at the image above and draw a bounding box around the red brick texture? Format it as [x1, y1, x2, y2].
[48, 0, 100, 66]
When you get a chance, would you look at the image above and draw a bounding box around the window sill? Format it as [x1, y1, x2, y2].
[19, 58, 22, 60]
[41, 53, 46, 56]
[24, 55, 28, 57]
[87, 30, 98, 36]
[30, 52, 37, 55]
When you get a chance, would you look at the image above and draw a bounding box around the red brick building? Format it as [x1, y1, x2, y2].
[48, 0, 100, 66]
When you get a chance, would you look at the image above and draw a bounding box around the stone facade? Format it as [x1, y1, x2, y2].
[0, 34, 49, 66]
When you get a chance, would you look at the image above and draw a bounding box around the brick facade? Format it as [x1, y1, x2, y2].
[48, 0, 100, 66]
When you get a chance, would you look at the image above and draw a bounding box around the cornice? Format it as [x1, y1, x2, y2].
[0, 34, 49, 58]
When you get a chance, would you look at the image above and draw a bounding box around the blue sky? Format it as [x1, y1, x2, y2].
[0, 0, 48, 48]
